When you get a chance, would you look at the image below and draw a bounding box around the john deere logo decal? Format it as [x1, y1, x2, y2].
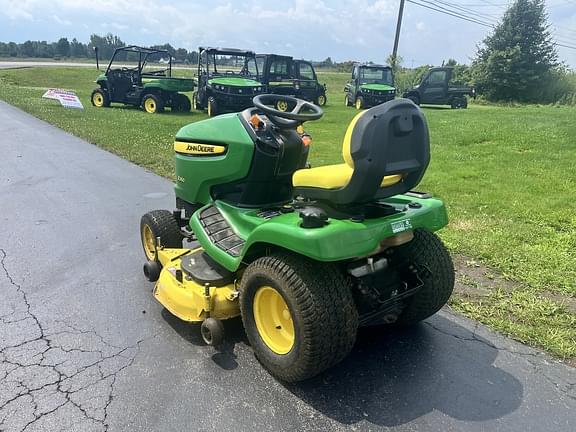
[174, 141, 226, 155]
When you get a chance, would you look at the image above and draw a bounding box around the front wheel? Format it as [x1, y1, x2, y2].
[396, 229, 455, 325]
[91, 88, 110, 108]
[345, 94, 352, 107]
[239, 253, 358, 382]
[355, 96, 365, 110]
[140, 210, 182, 262]
[316, 94, 327, 106]
[207, 96, 218, 117]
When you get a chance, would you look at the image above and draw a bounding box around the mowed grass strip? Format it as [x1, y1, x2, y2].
[0, 67, 574, 358]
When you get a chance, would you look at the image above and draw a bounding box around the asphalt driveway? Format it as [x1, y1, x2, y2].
[0, 101, 574, 431]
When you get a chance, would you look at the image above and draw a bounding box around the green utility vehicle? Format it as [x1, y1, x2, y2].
[256, 54, 327, 108]
[91, 46, 194, 113]
[192, 47, 265, 117]
[139, 94, 455, 382]
[403, 66, 475, 109]
[345, 63, 396, 109]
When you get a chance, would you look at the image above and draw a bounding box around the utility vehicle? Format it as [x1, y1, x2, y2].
[140, 95, 455, 382]
[344, 63, 396, 109]
[256, 54, 327, 109]
[91, 45, 194, 113]
[192, 47, 265, 117]
[403, 66, 475, 109]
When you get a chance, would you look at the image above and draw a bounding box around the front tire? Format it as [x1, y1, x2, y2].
[355, 96, 365, 110]
[140, 210, 182, 262]
[345, 94, 352, 106]
[316, 94, 327, 106]
[239, 253, 358, 382]
[91, 88, 110, 108]
[207, 96, 218, 117]
[396, 230, 455, 325]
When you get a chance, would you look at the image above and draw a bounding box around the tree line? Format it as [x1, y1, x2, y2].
[0, 33, 199, 64]
[1, 1, 574, 104]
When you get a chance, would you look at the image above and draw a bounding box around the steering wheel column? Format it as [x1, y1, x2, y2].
[252, 94, 323, 129]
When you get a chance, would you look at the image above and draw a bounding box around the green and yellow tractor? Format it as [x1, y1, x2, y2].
[140, 94, 455, 382]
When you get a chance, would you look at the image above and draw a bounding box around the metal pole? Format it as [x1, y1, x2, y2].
[392, 0, 405, 61]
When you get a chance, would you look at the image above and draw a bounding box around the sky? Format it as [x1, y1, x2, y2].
[0, 0, 575, 67]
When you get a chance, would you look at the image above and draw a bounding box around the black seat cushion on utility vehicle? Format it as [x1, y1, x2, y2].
[293, 99, 430, 205]
[180, 249, 234, 287]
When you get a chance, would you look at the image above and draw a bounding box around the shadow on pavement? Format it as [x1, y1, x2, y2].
[286, 315, 524, 427]
[161, 309, 247, 371]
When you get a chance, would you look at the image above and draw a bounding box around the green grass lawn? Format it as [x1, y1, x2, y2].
[1, 67, 575, 359]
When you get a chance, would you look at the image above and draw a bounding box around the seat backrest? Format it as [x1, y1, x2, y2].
[338, 99, 430, 204]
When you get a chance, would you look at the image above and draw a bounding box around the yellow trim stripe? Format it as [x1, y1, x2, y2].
[174, 141, 226, 155]
[342, 110, 367, 168]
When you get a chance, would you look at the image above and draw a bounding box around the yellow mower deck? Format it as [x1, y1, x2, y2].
[154, 248, 240, 322]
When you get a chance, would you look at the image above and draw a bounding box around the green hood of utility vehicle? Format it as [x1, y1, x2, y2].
[360, 83, 395, 91]
[209, 77, 263, 87]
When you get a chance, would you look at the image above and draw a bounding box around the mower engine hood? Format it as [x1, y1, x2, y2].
[360, 83, 395, 91]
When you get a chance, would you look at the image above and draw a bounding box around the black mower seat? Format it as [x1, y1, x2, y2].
[292, 99, 430, 205]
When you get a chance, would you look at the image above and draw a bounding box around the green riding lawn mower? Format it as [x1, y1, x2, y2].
[91, 46, 194, 113]
[140, 94, 455, 382]
[192, 47, 265, 117]
[345, 63, 396, 109]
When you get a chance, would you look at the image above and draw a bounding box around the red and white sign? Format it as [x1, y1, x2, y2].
[42, 88, 84, 109]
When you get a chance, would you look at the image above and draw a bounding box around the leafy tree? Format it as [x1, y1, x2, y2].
[472, 0, 559, 102]
[21, 41, 35, 57]
[70, 38, 87, 58]
[55, 37, 70, 57]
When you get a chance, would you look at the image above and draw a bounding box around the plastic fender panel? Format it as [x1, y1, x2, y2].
[174, 114, 255, 205]
[190, 197, 448, 272]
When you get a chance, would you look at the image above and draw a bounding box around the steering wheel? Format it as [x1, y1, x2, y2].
[252, 94, 323, 129]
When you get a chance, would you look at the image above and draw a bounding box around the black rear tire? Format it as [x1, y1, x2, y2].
[142, 94, 164, 114]
[172, 94, 191, 112]
[239, 253, 358, 382]
[396, 229, 455, 325]
[140, 210, 183, 262]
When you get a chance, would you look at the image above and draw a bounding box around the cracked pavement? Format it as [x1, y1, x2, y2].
[0, 100, 575, 431]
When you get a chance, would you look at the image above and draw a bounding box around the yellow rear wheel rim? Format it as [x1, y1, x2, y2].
[253, 286, 295, 355]
[144, 98, 156, 113]
[276, 100, 288, 112]
[208, 102, 212, 116]
[142, 224, 156, 261]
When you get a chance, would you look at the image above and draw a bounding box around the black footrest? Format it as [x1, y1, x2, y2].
[199, 206, 245, 257]
[180, 250, 234, 287]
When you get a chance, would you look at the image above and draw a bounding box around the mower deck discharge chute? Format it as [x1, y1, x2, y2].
[91, 45, 194, 113]
[140, 95, 454, 382]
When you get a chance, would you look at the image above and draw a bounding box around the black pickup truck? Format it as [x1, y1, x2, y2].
[403, 66, 475, 109]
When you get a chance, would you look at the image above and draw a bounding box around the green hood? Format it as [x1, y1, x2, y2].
[209, 77, 262, 87]
[360, 83, 395, 91]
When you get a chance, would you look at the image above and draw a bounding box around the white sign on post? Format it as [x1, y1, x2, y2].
[42, 88, 84, 109]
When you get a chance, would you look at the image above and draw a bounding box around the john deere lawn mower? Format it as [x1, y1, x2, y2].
[140, 94, 454, 382]
[91, 46, 194, 113]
